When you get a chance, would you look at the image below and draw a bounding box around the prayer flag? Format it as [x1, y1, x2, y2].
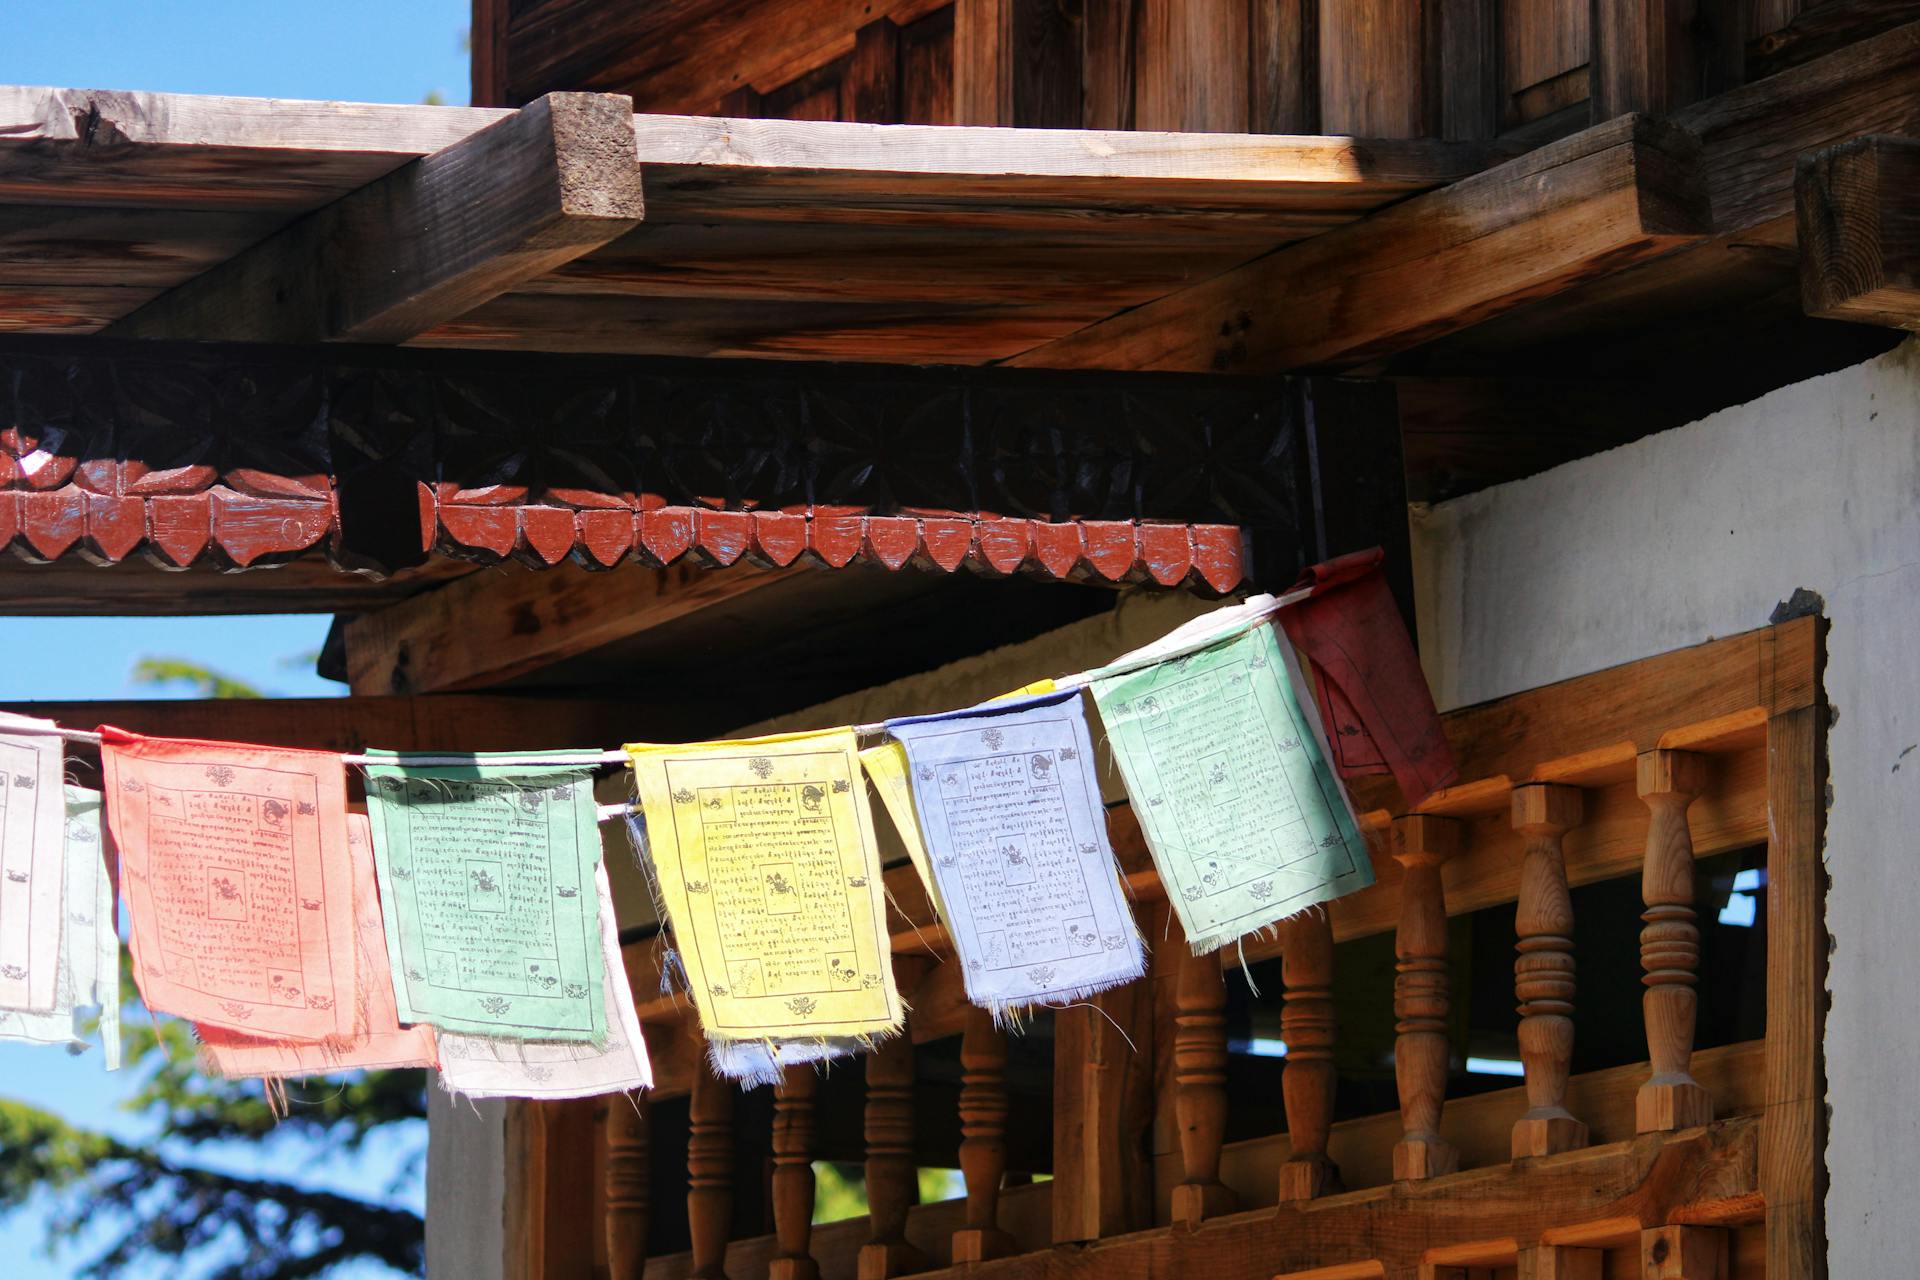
[1090, 620, 1373, 954]
[1278, 549, 1457, 807]
[625, 729, 901, 1043]
[102, 729, 356, 1041]
[438, 863, 651, 1099]
[884, 691, 1143, 1016]
[362, 752, 606, 1042]
[200, 814, 436, 1078]
[0, 787, 122, 1067]
[708, 1036, 855, 1088]
[0, 712, 72, 1013]
[859, 741, 946, 926]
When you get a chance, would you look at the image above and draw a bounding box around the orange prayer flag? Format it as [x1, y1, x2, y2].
[102, 728, 357, 1042]
[200, 815, 436, 1077]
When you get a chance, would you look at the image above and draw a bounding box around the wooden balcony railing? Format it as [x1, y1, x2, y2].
[505, 616, 1823, 1280]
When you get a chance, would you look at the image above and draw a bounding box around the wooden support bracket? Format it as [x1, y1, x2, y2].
[106, 92, 644, 344]
[1797, 134, 1920, 329]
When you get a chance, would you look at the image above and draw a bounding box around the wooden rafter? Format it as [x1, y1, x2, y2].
[1005, 111, 1710, 372]
[105, 93, 645, 345]
[1797, 134, 1920, 328]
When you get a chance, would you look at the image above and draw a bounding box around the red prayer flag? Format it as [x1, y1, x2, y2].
[101, 728, 357, 1042]
[1278, 549, 1458, 808]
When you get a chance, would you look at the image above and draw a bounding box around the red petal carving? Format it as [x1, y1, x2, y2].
[918, 518, 971, 572]
[1190, 524, 1250, 593]
[438, 504, 519, 561]
[20, 489, 87, 561]
[971, 517, 1032, 575]
[445, 483, 531, 506]
[0, 491, 21, 551]
[1030, 523, 1085, 580]
[83, 493, 145, 564]
[415, 483, 436, 557]
[123, 463, 220, 496]
[518, 506, 577, 567]
[749, 511, 807, 568]
[147, 495, 212, 567]
[862, 517, 919, 571]
[809, 513, 863, 568]
[576, 509, 634, 568]
[1138, 523, 1194, 587]
[211, 492, 331, 567]
[638, 506, 696, 567]
[73, 459, 118, 496]
[1080, 521, 1139, 582]
[224, 467, 331, 501]
[695, 510, 751, 567]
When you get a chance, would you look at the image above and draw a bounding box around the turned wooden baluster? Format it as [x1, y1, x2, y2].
[1171, 935, 1236, 1228]
[606, 1094, 650, 1280]
[951, 1008, 1015, 1261]
[687, 1058, 735, 1280]
[769, 1064, 820, 1280]
[1637, 749, 1714, 1132]
[1511, 783, 1589, 1158]
[1276, 905, 1340, 1200]
[858, 1033, 927, 1280]
[1391, 814, 1462, 1180]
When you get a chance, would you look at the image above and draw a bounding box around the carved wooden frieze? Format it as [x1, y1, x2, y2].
[0, 337, 1406, 592]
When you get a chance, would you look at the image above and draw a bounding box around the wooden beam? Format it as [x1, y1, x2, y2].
[345, 560, 815, 695]
[1005, 113, 1709, 372]
[1797, 134, 1920, 328]
[106, 93, 644, 345]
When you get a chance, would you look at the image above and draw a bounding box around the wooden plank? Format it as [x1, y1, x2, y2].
[0, 85, 510, 210]
[1761, 699, 1828, 1279]
[502, 0, 948, 115]
[504, 1098, 600, 1280]
[1133, 0, 1251, 133]
[1590, 0, 1742, 119]
[472, 0, 511, 108]
[107, 93, 643, 345]
[1082, 0, 1137, 130]
[345, 560, 815, 695]
[1797, 134, 1920, 328]
[1006, 112, 1708, 372]
[1251, 0, 1318, 134]
[1318, 0, 1428, 137]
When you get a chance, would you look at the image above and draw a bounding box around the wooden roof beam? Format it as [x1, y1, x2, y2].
[1007, 112, 1711, 373]
[104, 92, 644, 345]
[1797, 134, 1920, 329]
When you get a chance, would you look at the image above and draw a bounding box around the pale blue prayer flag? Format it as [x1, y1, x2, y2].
[886, 690, 1144, 1019]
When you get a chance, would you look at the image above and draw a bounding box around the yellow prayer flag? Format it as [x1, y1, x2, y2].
[626, 728, 902, 1042]
[992, 678, 1057, 700]
[858, 742, 944, 921]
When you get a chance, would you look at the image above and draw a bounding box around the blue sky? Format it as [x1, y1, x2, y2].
[0, 3, 469, 1275]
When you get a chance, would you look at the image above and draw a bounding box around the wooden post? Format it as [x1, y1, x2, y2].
[1391, 814, 1462, 1180]
[1170, 937, 1236, 1228]
[952, 1008, 1015, 1261]
[858, 1034, 926, 1280]
[1636, 749, 1714, 1133]
[769, 1065, 820, 1280]
[687, 1059, 734, 1280]
[1517, 1245, 1604, 1279]
[605, 1095, 649, 1280]
[1510, 783, 1588, 1158]
[1276, 905, 1340, 1201]
[1641, 1225, 1729, 1278]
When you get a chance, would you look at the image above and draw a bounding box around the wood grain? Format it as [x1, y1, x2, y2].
[1797, 133, 1920, 329]
[107, 93, 643, 344]
[1008, 113, 1708, 372]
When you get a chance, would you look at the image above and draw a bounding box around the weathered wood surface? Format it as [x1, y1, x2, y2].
[1797, 133, 1920, 328]
[0, 552, 471, 616]
[1007, 112, 1708, 372]
[109, 94, 644, 345]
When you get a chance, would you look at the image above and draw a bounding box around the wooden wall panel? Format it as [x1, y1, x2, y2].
[1319, 0, 1431, 136]
[1134, 0, 1252, 132]
[1501, 0, 1589, 127]
[900, 8, 958, 124]
[1252, 0, 1319, 133]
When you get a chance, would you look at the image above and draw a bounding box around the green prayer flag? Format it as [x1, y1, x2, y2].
[1090, 622, 1373, 954]
[362, 751, 606, 1042]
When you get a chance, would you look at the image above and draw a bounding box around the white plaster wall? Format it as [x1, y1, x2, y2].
[1413, 337, 1920, 1273]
